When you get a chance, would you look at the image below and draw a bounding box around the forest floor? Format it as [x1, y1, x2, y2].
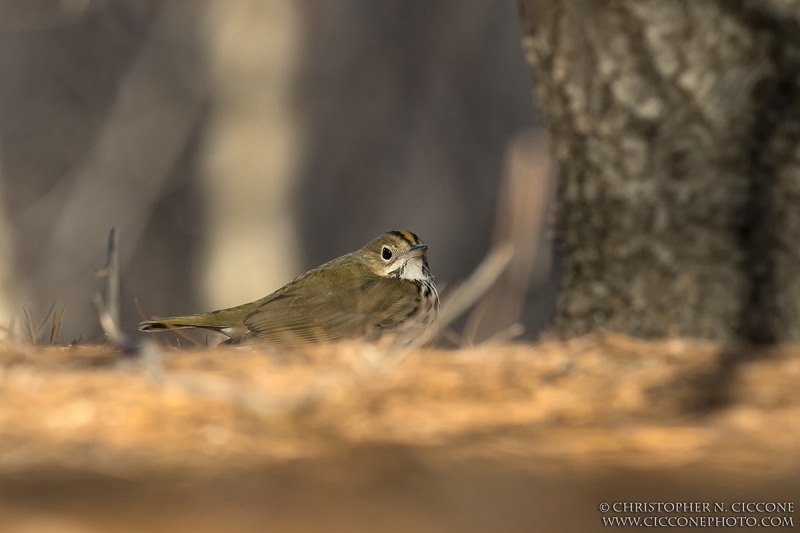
[0, 332, 798, 532]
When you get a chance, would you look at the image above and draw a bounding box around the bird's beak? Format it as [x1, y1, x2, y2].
[401, 243, 428, 259]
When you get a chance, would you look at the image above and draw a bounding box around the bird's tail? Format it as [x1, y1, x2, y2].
[138, 300, 265, 336]
[138, 314, 229, 333]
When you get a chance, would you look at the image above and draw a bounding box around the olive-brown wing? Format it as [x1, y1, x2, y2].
[241, 277, 422, 345]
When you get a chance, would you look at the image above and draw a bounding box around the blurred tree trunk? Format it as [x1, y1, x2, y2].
[200, 0, 303, 311]
[518, 0, 800, 342]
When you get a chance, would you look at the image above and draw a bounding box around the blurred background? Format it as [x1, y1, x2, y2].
[3, 5, 800, 532]
[0, 0, 556, 344]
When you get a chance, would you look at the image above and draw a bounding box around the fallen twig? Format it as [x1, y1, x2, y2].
[93, 228, 138, 353]
[436, 243, 515, 334]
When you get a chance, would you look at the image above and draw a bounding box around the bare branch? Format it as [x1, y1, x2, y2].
[436, 243, 515, 334]
[93, 228, 137, 354]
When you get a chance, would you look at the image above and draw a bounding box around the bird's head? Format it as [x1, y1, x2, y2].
[359, 231, 432, 281]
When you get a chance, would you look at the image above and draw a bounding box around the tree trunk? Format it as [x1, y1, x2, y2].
[518, 0, 800, 342]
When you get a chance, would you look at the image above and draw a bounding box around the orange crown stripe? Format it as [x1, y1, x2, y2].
[400, 230, 419, 244]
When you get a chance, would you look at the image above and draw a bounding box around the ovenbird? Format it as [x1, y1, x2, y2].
[138, 231, 439, 346]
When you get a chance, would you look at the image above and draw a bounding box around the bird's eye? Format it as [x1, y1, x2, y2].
[381, 247, 393, 260]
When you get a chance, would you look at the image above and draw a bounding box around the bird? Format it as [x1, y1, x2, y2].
[138, 231, 439, 347]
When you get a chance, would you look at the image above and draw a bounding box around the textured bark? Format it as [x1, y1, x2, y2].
[518, 0, 800, 341]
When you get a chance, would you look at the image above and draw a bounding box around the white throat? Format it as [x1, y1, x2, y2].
[397, 257, 427, 281]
